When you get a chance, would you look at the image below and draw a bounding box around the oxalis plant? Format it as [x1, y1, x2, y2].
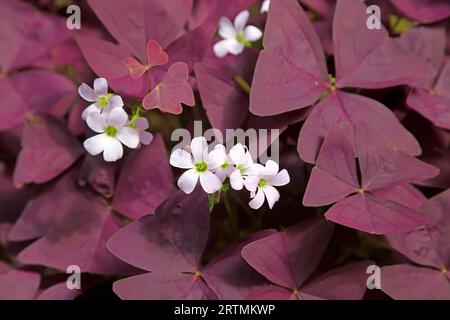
[0, 0, 449, 301]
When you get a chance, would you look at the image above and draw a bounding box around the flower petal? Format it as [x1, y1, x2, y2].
[78, 83, 96, 102]
[214, 167, 228, 183]
[244, 174, 260, 192]
[230, 169, 244, 190]
[117, 127, 139, 148]
[107, 108, 128, 128]
[213, 39, 231, 58]
[139, 131, 153, 145]
[108, 95, 124, 109]
[134, 117, 149, 130]
[227, 40, 245, 56]
[260, 160, 279, 178]
[81, 103, 100, 121]
[218, 17, 236, 39]
[244, 25, 263, 42]
[261, 0, 270, 13]
[86, 111, 107, 133]
[83, 133, 107, 156]
[103, 137, 124, 162]
[262, 185, 280, 209]
[93, 78, 108, 96]
[249, 188, 265, 210]
[191, 136, 208, 162]
[229, 144, 246, 165]
[268, 169, 290, 186]
[199, 170, 222, 194]
[170, 149, 194, 169]
[177, 169, 199, 194]
[205, 148, 226, 170]
[234, 10, 249, 33]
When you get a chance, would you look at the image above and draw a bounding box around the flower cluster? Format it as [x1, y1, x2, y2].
[170, 137, 290, 209]
[78, 78, 153, 162]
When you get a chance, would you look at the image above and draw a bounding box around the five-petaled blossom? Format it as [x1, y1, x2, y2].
[170, 137, 224, 194]
[245, 160, 290, 209]
[78, 78, 124, 120]
[84, 108, 139, 162]
[213, 10, 263, 58]
[261, 0, 270, 13]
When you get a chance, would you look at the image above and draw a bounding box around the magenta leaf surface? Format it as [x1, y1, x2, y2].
[303, 123, 438, 234]
[390, 0, 450, 23]
[142, 62, 195, 114]
[87, 0, 192, 61]
[108, 189, 273, 299]
[112, 134, 175, 220]
[0, 0, 68, 72]
[13, 114, 83, 188]
[402, 26, 450, 129]
[12, 172, 134, 275]
[242, 218, 371, 300]
[0, 70, 76, 130]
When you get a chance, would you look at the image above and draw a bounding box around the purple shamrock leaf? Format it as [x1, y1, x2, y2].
[303, 122, 439, 234]
[390, 0, 450, 23]
[250, 0, 430, 163]
[0, 269, 40, 300]
[0, 70, 76, 130]
[400, 26, 450, 130]
[0, 0, 69, 72]
[13, 114, 83, 188]
[242, 217, 371, 300]
[10, 171, 135, 276]
[142, 62, 195, 114]
[0, 164, 29, 223]
[108, 189, 272, 299]
[195, 48, 307, 150]
[382, 188, 450, 299]
[78, 0, 213, 100]
[112, 134, 175, 220]
[87, 0, 192, 60]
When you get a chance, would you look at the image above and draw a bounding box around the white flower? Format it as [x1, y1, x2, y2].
[78, 78, 124, 120]
[244, 160, 290, 210]
[130, 117, 153, 146]
[229, 143, 257, 190]
[213, 10, 263, 58]
[170, 137, 224, 194]
[261, 0, 270, 13]
[83, 108, 139, 162]
[212, 144, 234, 183]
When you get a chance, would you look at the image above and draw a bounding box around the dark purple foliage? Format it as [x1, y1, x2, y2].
[0, 0, 449, 301]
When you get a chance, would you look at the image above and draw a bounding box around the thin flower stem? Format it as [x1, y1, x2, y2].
[224, 193, 239, 235]
[230, 191, 262, 230]
[233, 75, 251, 94]
[146, 69, 152, 94]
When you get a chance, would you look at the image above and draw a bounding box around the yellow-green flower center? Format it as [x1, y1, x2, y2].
[221, 162, 229, 169]
[105, 125, 118, 137]
[236, 33, 252, 47]
[195, 161, 208, 173]
[97, 93, 114, 109]
[258, 179, 267, 188]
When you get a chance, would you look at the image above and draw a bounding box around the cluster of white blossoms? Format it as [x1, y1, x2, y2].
[170, 137, 290, 210]
[78, 78, 153, 162]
